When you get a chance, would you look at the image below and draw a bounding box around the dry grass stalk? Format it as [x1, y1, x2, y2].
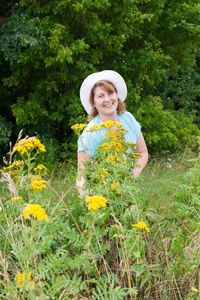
[0, 170, 18, 197]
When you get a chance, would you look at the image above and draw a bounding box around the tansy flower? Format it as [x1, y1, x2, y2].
[30, 175, 46, 193]
[13, 138, 46, 154]
[102, 170, 109, 177]
[2, 160, 23, 171]
[10, 196, 23, 204]
[15, 272, 34, 288]
[31, 180, 46, 193]
[87, 121, 122, 132]
[10, 169, 20, 179]
[111, 182, 121, 194]
[95, 143, 112, 151]
[106, 131, 118, 141]
[94, 170, 109, 180]
[85, 195, 107, 211]
[87, 124, 99, 132]
[116, 128, 128, 134]
[71, 123, 87, 131]
[110, 141, 123, 151]
[15, 273, 25, 286]
[101, 121, 122, 129]
[23, 204, 48, 221]
[107, 155, 120, 165]
[132, 221, 150, 233]
[34, 164, 47, 172]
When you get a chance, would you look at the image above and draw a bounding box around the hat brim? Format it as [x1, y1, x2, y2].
[80, 70, 127, 114]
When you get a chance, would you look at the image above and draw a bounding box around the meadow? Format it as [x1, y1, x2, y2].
[0, 125, 200, 300]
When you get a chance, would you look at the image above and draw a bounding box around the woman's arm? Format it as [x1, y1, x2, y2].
[132, 132, 148, 177]
[76, 151, 92, 196]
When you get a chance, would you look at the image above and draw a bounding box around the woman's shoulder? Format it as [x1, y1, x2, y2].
[121, 111, 137, 121]
[86, 115, 100, 129]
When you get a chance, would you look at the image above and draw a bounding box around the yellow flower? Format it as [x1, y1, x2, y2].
[71, 123, 87, 131]
[27, 272, 31, 280]
[31, 180, 46, 192]
[111, 182, 121, 194]
[10, 196, 23, 204]
[15, 273, 25, 286]
[2, 160, 23, 171]
[8, 169, 20, 179]
[106, 130, 118, 141]
[132, 221, 150, 233]
[23, 204, 48, 221]
[13, 138, 46, 154]
[85, 195, 107, 211]
[107, 155, 120, 165]
[29, 280, 35, 287]
[116, 128, 128, 134]
[100, 121, 122, 129]
[94, 170, 109, 180]
[30, 175, 46, 192]
[87, 121, 122, 132]
[34, 164, 48, 172]
[110, 141, 123, 151]
[102, 170, 109, 177]
[96, 143, 112, 151]
[15, 272, 34, 288]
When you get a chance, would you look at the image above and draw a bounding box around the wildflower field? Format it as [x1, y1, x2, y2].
[0, 125, 200, 300]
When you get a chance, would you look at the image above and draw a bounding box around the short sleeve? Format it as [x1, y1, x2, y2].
[78, 130, 102, 156]
[126, 112, 141, 139]
[119, 112, 141, 141]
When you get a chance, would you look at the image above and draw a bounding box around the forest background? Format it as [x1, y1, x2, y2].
[1, 0, 200, 161]
[1, 1, 200, 299]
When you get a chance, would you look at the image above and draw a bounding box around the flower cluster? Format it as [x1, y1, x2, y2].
[30, 175, 46, 193]
[85, 195, 107, 211]
[111, 182, 121, 194]
[2, 160, 23, 171]
[15, 272, 34, 288]
[10, 196, 23, 204]
[87, 121, 122, 132]
[95, 170, 109, 180]
[10, 169, 20, 179]
[23, 204, 48, 221]
[13, 138, 46, 154]
[96, 143, 112, 151]
[107, 154, 120, 165]
[132, 221, 150, 233]
[71, 123, 87, 131]
[33, 164, 47, 172]
[101, 170, 109, 178]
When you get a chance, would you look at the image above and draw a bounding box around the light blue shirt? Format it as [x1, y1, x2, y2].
[78, 111, 141, 156]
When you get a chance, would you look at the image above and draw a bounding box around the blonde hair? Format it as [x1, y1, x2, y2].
[87, 80, 126, 122]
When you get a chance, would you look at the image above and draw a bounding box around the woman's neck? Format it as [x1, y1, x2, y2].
[98, 113, 119, 123]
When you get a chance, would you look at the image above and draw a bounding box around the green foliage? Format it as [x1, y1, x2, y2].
[0, 0, 200, 155]
[0, 12, 47, 65]
[0, 115, 13, 158]
[134, 96, 199, 153]
[1, 131, 200, 298]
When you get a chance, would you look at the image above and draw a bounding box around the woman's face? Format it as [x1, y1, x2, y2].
[93, 86, 118, 117]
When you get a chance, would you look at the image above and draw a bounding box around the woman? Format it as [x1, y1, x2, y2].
[76, 70, 148, 196]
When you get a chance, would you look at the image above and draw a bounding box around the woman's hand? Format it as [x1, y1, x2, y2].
[132, 132, 148, 177]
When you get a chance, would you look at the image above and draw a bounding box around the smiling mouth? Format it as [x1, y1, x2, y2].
[104, 102, 113, 107]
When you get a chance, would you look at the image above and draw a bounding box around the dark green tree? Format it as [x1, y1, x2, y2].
[0, 0, 200, 156]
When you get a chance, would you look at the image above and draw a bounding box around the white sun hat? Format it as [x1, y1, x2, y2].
[80, 70, 127, 114]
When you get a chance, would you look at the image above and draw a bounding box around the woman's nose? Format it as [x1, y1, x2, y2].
[105, 93, 110, 101]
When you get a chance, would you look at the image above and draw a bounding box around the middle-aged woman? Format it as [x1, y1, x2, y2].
[76, 70, 148, 196]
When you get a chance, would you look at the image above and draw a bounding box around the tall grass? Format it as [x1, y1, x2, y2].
[0, 130, 199, 299]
